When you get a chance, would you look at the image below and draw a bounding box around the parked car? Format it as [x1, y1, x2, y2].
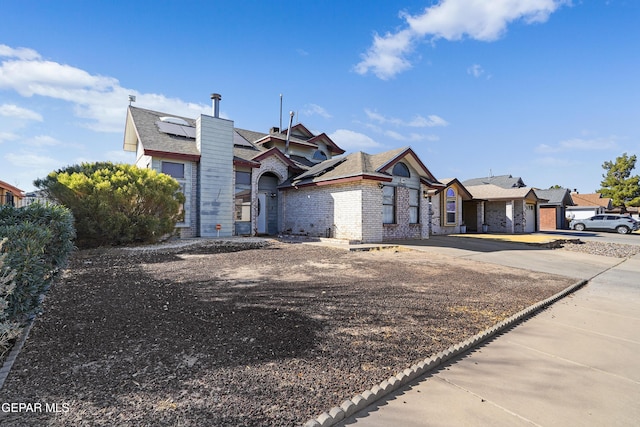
[570, 215, 639, 234]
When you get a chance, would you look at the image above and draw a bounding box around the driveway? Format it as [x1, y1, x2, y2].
[393, 235, 622, 280]
[338, 237, 640, 427]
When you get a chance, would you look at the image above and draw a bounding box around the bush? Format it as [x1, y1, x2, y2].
[34, 162, 185, 248]
[0, 203, 76, 320]
[0, 239, 22, 359]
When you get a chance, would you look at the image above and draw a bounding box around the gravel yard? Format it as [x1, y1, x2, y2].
[0, 239, 587, 426]
[558, 239, 640, 258]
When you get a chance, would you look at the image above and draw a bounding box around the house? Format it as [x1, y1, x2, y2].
[567, 193, 613, 220]
[0, 180, 25, 207]
[462, 175, 543, 233]
[463, 184, 543, 233]
[280, 147, 472, 242]
[606, 206, 639, 220]
[534, 188, 574, 230]
[462, 174, 526, 189]
[122, 95, 465, 243]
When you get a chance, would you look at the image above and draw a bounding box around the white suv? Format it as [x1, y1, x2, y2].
[570, 215, 639, 234]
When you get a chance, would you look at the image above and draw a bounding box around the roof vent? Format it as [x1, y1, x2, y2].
[159, 116, 190, 126]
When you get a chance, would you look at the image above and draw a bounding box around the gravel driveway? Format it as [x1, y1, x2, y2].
[0, 240, 578, 426]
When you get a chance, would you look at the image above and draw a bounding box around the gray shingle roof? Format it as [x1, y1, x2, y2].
[462, 174, 526, 188]
[534, 188, 573, 206]
[128, 106, 200, 158]
[466, 184, 540, 201]
[287, 147, 440, 187]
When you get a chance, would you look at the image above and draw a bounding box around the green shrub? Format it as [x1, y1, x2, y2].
[0, 203, 75, 321]
[34, 162, 185, 248]
[0, 239, 22, 359]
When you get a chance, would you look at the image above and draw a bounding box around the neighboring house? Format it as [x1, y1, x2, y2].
[462, 174, 526, 189]
[431, 178, 473, 235]
[534, 188, 574, 230]
[606, 206, 639, 221]
[122, 98, 464, 243]
[462, 175, 542, 233]
[0, 180, 25, 207]
[567, 193, 613, 220]
[463, 184, 543, 233]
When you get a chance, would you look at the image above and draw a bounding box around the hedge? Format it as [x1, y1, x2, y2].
[0, 203, 75, 322]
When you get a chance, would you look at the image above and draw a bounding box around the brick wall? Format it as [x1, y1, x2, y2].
[383, 186, 423, 240]
[251, 157, 289, 236]
[282, 180, 385, 243]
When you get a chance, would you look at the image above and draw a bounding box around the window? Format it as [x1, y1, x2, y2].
[313, 150, 328, 160]
[392, 162, 410, 177]
[161, 161, 185, 179]
[409, 188, 419, 224]
[383, 186, 396, 224]
[235, 171, 252, 222]
[445, 187, 456, 225]
[4, 192, 15, 207]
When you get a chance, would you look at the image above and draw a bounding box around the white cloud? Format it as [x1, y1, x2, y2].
[355, 0, 569, 79]
[24, 135, 61, 147]
[0, 45, 211, 133]
[0, 104, 43, 121]
[467, 64, 484, 78]
[302, 103, 332, 119]
[329, 129, 383, 151]
[365, 109, 448, 127]
[533, 156, 573, 167]
[536, 136, 619, 153]
[0, 44, 41, 61]
[0, 131, 19, 143]
[4, 151, 60, 169]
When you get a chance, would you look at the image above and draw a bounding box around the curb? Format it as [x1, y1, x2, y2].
[302, 279, 588, 427]
[0, 318, 35, 390]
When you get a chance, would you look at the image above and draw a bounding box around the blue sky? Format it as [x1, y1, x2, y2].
[1, 0, 638, 193]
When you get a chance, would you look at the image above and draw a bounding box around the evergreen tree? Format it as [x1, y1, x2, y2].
[598, 153, 640, 207]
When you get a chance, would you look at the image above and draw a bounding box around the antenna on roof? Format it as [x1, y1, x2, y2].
[279, 94, 283, 134]
[285, 111, 295, 158]
[128, 95, 136, 106]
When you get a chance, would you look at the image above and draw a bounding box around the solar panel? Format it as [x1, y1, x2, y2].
[157, 121, 196, 139]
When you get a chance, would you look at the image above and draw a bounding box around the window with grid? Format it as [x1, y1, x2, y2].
[445, 187, 456, 225]
[383, 186, 396, 224]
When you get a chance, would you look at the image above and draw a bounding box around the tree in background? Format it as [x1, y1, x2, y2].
[598, 153, 640, 207]
[35, 162, 185, 247]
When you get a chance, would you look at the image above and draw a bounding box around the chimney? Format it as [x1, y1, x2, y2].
[211, 93, 221, 118]
[269, 127, 280, 134]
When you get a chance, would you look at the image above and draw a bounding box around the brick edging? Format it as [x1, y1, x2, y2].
[0, 318, 35, 390]
[303, 279, 588, 427]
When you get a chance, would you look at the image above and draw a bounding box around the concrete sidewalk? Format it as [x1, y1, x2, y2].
[335, 241, 640, 426]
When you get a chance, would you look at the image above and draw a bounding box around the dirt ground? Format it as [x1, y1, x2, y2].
[0, 240, 575, 426]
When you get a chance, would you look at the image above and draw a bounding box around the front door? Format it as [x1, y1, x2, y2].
[525, 204, 536, 232]
[257, 193, 267, 234]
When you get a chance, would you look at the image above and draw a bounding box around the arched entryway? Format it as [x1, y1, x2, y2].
[256, 172, 279, 235]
